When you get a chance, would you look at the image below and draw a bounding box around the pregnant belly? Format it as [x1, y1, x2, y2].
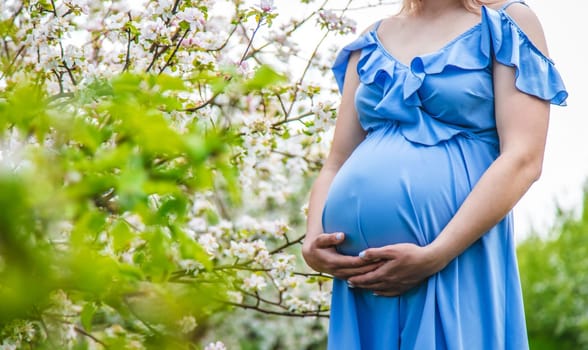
[322, 125, 485, 256]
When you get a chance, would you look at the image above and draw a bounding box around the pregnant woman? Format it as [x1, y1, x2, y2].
[302, 0, 568, 348]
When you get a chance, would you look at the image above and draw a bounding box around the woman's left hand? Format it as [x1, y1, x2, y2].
[346, 243, 446, 296]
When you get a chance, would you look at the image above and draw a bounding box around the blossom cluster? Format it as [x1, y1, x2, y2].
[318, 9, 357, 35]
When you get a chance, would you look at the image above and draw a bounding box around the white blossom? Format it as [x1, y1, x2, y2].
[178, 259, 204, 273]
[205, 341, 227, 350]
[198, 233, 220, 255]
[64, 0, 90, 13]
[177, 8, 205, 31]
[48, 290, 81, 315]
[187, 217, 208, 233]
[259, 0, 275, 13]
[271, 253, 295, 278]
[63, 323, 77, 342]
[318, 9, 357, 34]
[254, 249, 272, 267]
[309, 290, 330, 307]
[140, 17, 167, 41]
[229, 241, 254, 260]
[226, 291, 244, 303]
[178, 316, 198, 333]
[243, 274, 267, 292]
[284, 295, 309, 312]
[0, 341, 17, 350]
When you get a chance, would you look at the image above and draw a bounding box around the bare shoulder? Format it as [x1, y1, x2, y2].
[365, 14, 406, 35]
[378, 14, 405, 29]
[358, 18, 389, 36]
[500, 2, 549, 56]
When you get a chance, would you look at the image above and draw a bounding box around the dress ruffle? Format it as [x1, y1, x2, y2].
[331, 32, 394, 94]
[480, 6, 568, 105]
[402, 23, 488, 108]
[332, 29, 489, 146]
[330, 4, 568, 146]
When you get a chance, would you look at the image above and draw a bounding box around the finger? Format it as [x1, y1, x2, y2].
[314, 232, 345, 248]
[335, 261, 384, 279]
[347, 265, 387, 285]
[359, 246, 395, 261]
[350, 280, 390, 290]
[330, 253, 375, 269]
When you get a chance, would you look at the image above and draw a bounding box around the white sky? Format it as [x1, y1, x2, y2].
[509, 0, 588, 239]
[271, 0, 588, 239]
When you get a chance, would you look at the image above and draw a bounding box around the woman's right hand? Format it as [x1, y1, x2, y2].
[302, 232, 384, 280]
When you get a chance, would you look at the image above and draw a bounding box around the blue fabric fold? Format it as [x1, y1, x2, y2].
[330, 4, 568, 147]
[480, 6, 568, 105]
[331, 33, 384, 94]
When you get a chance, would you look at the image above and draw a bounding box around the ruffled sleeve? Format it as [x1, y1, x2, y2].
[331, 31, 397, 94]
[332, 34, 371, 94]
[480, 5, 568, 105]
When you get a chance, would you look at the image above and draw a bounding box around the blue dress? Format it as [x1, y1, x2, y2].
[321, 1, 568, 349]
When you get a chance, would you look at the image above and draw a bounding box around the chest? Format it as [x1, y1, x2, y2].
[375, 13, 482, 67]
[359, 64, 493, 113]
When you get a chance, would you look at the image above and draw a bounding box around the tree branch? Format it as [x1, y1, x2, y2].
[224, 301, 329, 318]
[238, 16, 264, 65]
[74, 326, 109, 348]
[159, 29, 190, 74]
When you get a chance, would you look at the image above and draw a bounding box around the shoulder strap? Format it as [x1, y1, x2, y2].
[371, 19, 383, 33]
[500, 0, 528, 11]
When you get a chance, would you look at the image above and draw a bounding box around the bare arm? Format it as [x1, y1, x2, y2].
[348, 4, 552, 293]
[304, 49, 366, 240]
[301, 47, 384, 278]
[427, 4, 550, 267]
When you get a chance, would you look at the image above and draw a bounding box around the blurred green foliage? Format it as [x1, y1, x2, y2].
[0, 67, 284, 348]
[518, 190, 588, 349]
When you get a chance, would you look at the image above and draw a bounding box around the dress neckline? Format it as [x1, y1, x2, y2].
[371, 20, 482, 69]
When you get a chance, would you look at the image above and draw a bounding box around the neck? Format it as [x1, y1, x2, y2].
[411, 0, 463, 16]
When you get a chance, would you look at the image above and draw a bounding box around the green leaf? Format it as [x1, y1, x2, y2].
[154, 74, 187, 92]
[77, 78, 113, 103]
[156, 196, 188, 224]
[118, 263, 145, 281]
[111, 219, 135, 252]
[2, 81, 50, 140]
[71, 210, 107, 246]
[80, 302, 97, 331]
[111, 73, 143, 96]
[242, 65, 287, 92]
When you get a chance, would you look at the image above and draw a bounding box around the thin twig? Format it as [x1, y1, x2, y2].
[122, 12, 133, 72]
[269, 234, 305, 255]
[159, 29, 190, 74]
[247, 0, 330, 57]
[74, 327, 109, 348]
[285, 30, 329, 117]
[224, 301, 329, 318]
[272, 108, 335, 127]
[329, 1, 400, 11]
[3, 45, 26, 76]
[238, 17, 264, 65]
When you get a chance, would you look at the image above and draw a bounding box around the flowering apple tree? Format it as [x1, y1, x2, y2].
[0, 0, 395, 348]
